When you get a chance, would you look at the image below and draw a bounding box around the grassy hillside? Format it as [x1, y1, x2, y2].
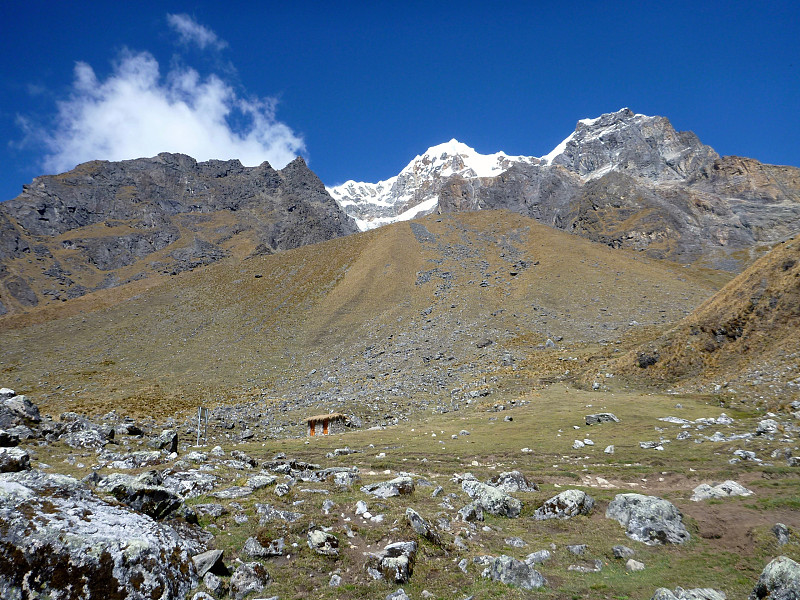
[0, 210, 723, 421]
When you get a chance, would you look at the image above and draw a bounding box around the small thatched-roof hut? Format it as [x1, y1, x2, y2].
[304, 413, 350, 436]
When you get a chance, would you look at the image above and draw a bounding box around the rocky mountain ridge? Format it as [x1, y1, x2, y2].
[0, 153, 357, 314]
[331, 109, 800, 270]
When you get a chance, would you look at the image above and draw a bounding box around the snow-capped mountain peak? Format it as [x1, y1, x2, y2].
[327, 139, 538, 230]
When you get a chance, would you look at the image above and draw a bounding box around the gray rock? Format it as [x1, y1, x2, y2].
[192, 549, 227, 577]
[98, 471, 183, 520]
[307, 528, 339, 557]
[149, 429, 178, 453]
[606, 493, 690, 545]
[211, 486, 254, 499]
[586, 412, 620, 425]
[457, 502, 485, 522]
[0, 447, 30, 473]
[102, 450, 164, 470]
[691, 480, 754, 501]
[533, 489, 595, 520]
[0, 388, 15, 400]
[202, 571, 226, 598]
[653, 587, 727, 600]
[567, 544, 587, 555]
[329, 573, 342, 587]
[505, 536, 527, 548]
[480, 555, 547, 590]
[243, 536, 284, 557]
[256, 502, 303, 524]
[462, 479, 522, 518]
[773, 523, 791, 546]
[247, 474, 277, 489]
[627, 558, 646, 571]
[161, 470, 218, 499]
[0, 470, 197, 599]
[3, 395, 41, 423]
[386, 589, 411, 600]
[525, 549, 552, 564]
[361, 476, 415, 498]
[0, 430, 19, 447]
[229, 562, 272, 600]
[193, 503, 228, 518]
[756, 419, 780, 435]
[613, 545, 636, 558]
[406, 507, 441, 544]
[488, 470, 538, 493]
[193, 592, 216, 600]
[750, 555, 800, 599]
[367, 541, 418, 583]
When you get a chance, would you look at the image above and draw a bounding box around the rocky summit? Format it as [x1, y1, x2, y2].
[0, 153, 357, 314]
[332, 109, 800, 270]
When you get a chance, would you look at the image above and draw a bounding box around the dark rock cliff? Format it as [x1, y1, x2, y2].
[0, 154, 358, 313]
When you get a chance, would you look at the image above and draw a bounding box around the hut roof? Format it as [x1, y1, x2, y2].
[304, 413, 347, 423]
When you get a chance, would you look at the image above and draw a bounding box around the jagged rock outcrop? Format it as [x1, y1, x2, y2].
[0, 154, 357, 313]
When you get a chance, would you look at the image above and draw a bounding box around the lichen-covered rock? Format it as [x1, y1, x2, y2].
[2, 394, 41, 423]
[229, 562, 271, 600]
[242, 536, 284, 558]
[462, 479, 522, 517]
[361, 476, 415, 498]
[192, 549, 227, 577]
[652, 587, 726, 599]
[691, 480, 753, 501]
[367, 541, 418, 583]
[606, 493, 690, 545]
[0, 470, 197, 599]
[479, 555, 547, 590]
[750, 555, 800, 599]
[97, 471, 183, 520]
[533, 489, 595, 520]
[487, 470, 538, 493]
[308, 528, 339, 557]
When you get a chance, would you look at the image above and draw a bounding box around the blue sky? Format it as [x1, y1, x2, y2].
[1, 1, 798, 202]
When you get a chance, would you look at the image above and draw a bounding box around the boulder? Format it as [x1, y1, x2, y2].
[307, 528, 339, 557]
[367, 541, 418, 583]
[229, 562, 271, 600]
[533, 489, 595, 520]
[756, 419, 780, 435]
[361, 476, 415, 498]
[0, 470, 197, 599]
[3, 395, 41, 423]
[387, 590, 411, 600]
[150, 429, 178, 453]
[479, 555, 547, 590]
[750, 555, 800, 599]
[0, 430, 19, 447]
[691, 480, 754, 501]
[98, 471, 183, 520]
[487, 470, 538, 493]
[457, 502, 484, 522]
[652, 587, 727, 599]
[462, 479, 521, 518]
[0, 447, 30, 473]
[772, 523, 791, 546]
[192, 549, 228, 577]
[161, 470, 219, 499]
[255, 502, 303, 524]
[613, 545, 636, 558]
[405, 507, 441, 544]
[242, 536, 284, 557]
[525, 550, 552, 564]
[586, 413, 620, 425]
[606, 493, 690, 545]
[627, 559, 646, 571]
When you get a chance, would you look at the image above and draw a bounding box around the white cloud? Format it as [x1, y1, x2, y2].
[41, 50, 305, 174]
[167, 13, 227, 50]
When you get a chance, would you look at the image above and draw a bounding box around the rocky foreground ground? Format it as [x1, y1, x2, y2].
[1, 384, 799, 600]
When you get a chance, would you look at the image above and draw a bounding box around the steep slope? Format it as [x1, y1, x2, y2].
[0, 210, 720, 420]
[332, 109, 800, 271]
[608, 234, 800, 404]
[327, 139, 538, 229]
[0, 154, 358, 314]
